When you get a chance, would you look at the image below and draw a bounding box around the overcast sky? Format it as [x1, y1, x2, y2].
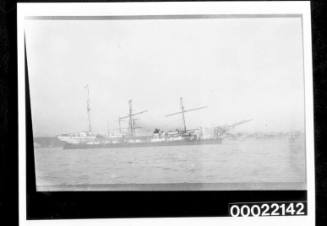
[25, 17, 305, 137]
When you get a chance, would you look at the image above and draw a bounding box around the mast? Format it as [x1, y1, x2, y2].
[119, 99, 147, 137]
[85, 84, 92, 133]
[180, 97, 187, 132]
[166, 97, 207, 133]
[128, 99, 134, 136]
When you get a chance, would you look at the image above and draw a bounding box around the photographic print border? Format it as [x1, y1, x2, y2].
[17, 2, 315, 226]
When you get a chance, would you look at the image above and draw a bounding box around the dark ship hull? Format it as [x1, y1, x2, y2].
[63, 138, 222, 149]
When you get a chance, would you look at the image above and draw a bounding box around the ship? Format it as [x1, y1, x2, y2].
[57, 86, 251, 149]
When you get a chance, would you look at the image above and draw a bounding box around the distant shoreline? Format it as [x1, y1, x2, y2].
[33, 131, 304, 148]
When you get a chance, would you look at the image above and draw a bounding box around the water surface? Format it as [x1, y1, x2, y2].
[34, 137, 306, 191]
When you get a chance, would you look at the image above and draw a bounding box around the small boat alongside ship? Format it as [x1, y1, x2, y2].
[57, 86, 251, 149]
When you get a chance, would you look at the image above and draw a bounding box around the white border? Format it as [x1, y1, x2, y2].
[18, 2, 314, 226]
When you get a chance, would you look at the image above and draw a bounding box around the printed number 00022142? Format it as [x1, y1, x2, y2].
[229, 202, 307, 217]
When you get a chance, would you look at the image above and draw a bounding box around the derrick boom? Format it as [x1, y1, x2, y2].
[166, 97, 207, 133]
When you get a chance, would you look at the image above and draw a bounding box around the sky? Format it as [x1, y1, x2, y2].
[25, 17, 305, 137]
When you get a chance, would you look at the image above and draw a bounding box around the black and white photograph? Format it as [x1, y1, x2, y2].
[25, 9, 307, 192]
[17, 1, 315, 225]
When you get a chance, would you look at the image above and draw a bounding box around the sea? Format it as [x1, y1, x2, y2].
[34, 137, 306, 191]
